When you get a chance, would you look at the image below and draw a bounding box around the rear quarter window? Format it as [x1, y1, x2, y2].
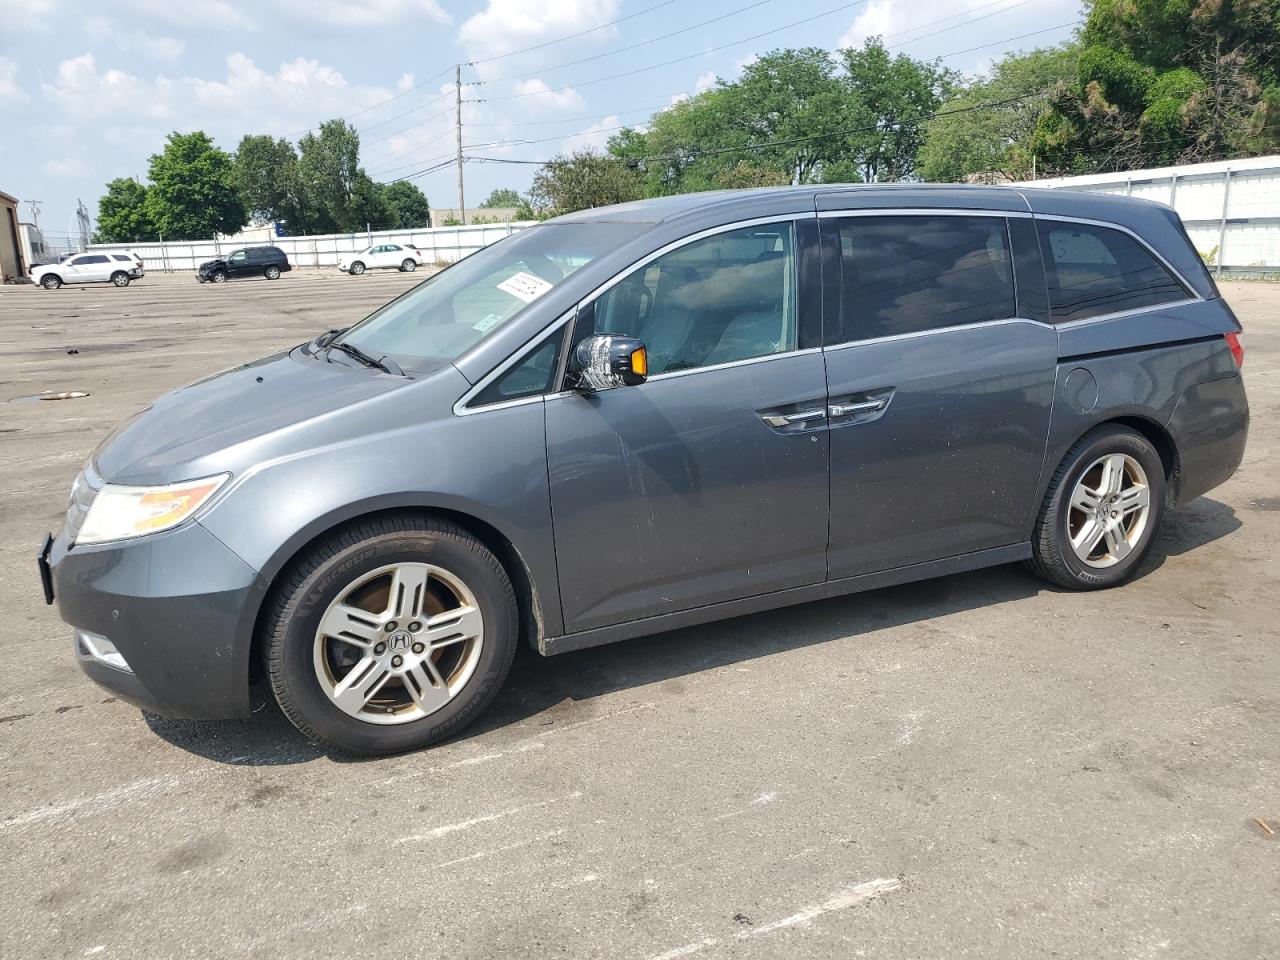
[1037, 220, 1190, 322]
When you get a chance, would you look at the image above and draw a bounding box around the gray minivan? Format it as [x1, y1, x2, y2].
[38, 186, 1249, 755]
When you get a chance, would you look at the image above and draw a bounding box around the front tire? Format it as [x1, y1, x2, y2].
[264, 515, 518, 755]
[111, 271, 130, 287]
[400, 259, 416, 272]
[264, 265, 281, 280]
[40, 274, 62, 289]
[1028, 425, 1166, 590]
[211, 270, 227, 283]
[349, 261, 366, 275]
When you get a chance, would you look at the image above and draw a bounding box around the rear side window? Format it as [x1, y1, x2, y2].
[832, 215, 1014, 342]
[112, 254, 131, 262]
[1037, 220, 1189, 322]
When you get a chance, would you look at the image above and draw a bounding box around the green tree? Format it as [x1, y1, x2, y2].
[232, 134, 301, 225]
[1033, 0, 1280, 173]
[837, 38, 957, 182]
[95, 177, 155, 242]
[480, 188, 521, 207]
[144, 131, 245, 239]
[919, 45, 1079, 183]
[527, 149, 644, 216]
[377, 180, 431, 228]
[295, 119, 393, 232]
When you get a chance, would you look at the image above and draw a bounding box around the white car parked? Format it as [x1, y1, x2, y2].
[337, 243, 424, 275]
[32, 252, 144, 289]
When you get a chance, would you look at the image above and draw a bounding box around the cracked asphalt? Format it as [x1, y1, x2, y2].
[1, 270, 1277, 959]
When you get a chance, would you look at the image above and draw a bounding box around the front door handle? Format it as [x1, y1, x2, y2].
[761, 408, 827, 428]
[828, 398, 887, 417]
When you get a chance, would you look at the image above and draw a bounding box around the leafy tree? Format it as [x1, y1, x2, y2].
[527, 149, 644, 216]
[233, 134, 301, 225]
[480, 188, 521, 207]
[919, 46, 1079, 183]
[293, 119, 394, 232]
[378, 180, 431, 228]
[1033, 0, 1280, 173]
[144, 131, 245, 239]
[836, 39, 957, 182]
[95, 177, 155, 242]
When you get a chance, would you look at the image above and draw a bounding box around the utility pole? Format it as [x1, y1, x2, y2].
[24, 200, 42, 229]
[455, 63, 466, 226]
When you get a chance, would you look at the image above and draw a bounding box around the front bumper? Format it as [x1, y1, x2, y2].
[41, 521, 263, 719]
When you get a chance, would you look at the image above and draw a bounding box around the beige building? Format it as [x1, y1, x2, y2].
[1, 190, 25, 283]
[429, 207, 519, 227]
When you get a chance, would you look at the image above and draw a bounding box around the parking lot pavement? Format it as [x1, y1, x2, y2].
[1, 271, 1277, 959]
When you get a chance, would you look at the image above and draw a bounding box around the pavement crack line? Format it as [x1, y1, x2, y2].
[645, 877, 903, 960]
[396, 790, 584, 843]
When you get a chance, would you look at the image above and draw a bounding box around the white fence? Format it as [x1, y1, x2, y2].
[88, 222, 534, 273]
[1027, 154, 1280, 276]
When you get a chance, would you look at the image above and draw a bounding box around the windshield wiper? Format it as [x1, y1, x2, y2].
[312, 327, 347, 350]
[326, 340, 404, 376]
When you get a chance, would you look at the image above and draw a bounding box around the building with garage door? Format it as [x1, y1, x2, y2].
[1, 190, 26, 283]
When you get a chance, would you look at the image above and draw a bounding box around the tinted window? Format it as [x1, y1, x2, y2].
[472, 329, 563, 406]
[112, 254, 131, 262]
[834, 215, 1014, 342]
[585, 221, 797, 375]
[1037, 220, 1188, 322]
[229, 251, 247, 263]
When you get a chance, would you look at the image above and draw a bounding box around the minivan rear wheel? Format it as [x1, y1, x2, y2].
[264, 515, 518, 755]
[111, 271, 130, 287]
[1028, 425, 1166, 590]
[264, 265, 281, 280]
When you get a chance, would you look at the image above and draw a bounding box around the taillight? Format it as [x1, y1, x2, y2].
[1225, 331, 1244, 368]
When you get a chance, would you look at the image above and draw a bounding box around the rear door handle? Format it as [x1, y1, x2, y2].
[828, 398, 887, 417]
[761, 408, 827, 428]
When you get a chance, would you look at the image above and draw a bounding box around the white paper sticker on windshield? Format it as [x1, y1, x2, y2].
[473, 313, 504, 333]
[497, 271, 553, 303]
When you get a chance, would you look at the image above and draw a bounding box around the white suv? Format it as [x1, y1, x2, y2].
[32, 252, 145, 289]
[338, 243, 424, 275]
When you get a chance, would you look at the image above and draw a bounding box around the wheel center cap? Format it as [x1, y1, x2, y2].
[388, 632, 411, 653]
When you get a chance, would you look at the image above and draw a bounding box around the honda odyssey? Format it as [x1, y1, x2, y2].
[38, 186, 1249, 755]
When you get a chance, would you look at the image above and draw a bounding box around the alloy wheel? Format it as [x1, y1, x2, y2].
[313, 562, 484, 725]
[1067, 453, 1151, 568]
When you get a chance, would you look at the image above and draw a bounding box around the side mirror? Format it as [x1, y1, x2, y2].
[568, 334, 648, 391]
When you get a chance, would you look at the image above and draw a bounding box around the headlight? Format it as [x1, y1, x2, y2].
[77, 474, 229, 545]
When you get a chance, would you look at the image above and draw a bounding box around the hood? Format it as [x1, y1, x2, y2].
[93, 347, 427, 484]
[198, 258, 225, 270]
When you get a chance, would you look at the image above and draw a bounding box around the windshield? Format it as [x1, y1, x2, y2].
[337, 222, 644, 365]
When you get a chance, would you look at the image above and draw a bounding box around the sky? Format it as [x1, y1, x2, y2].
[0, 0, 1083, 247]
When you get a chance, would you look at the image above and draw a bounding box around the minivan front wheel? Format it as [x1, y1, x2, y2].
[1028, 425, 1166, 590]
[264, 515, 518, 755]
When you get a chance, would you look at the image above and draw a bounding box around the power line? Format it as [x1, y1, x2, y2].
[463, 90, 1050, 166]
[283, 64, 457, 138]
[890, 0, 1044, 49]
[471, 1, 867, 103]
[467, 0, 684, 66]
[883, 0, 1041, 45]
[480, 0, 784, 84]
[464, 103, 676, 128]
[933, 20, 1081, 61]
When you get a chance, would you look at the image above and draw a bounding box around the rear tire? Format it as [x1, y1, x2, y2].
[264, 265, 281, 280]
[349, 261, 366, 275]
[1027, 425, 1166, 590]
[111, 271, 130, 287]
[264, 514, 519, 756]
[400, 259, 416, 272]
[40, 274, 62, 289]
[212, 270, 227, 283]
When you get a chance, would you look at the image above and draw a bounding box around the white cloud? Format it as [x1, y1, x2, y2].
[118, 0, 254, 29]
[694, 71, 717, 94]
[0, 57, 28, 104]
[44, 157, 87, 177]
[512, 78, 585, 113]
[274, 0, 449, 27]
[458, 0, 620, 81]
[85, 18, 185, 62]
[42, 55, 154, 119]
[0, 0, 58, 32]
[396, 73, 415, 93]
[562, 113, 622, 153]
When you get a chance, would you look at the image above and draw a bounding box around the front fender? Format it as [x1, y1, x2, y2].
[197, 397, 561, 678]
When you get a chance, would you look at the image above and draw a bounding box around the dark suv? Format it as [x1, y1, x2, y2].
[198, 246, 291, 283]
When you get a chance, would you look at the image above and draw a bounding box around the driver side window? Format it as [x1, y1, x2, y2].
[229, 251, 247, 264]
[584, 221, 798, 376]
